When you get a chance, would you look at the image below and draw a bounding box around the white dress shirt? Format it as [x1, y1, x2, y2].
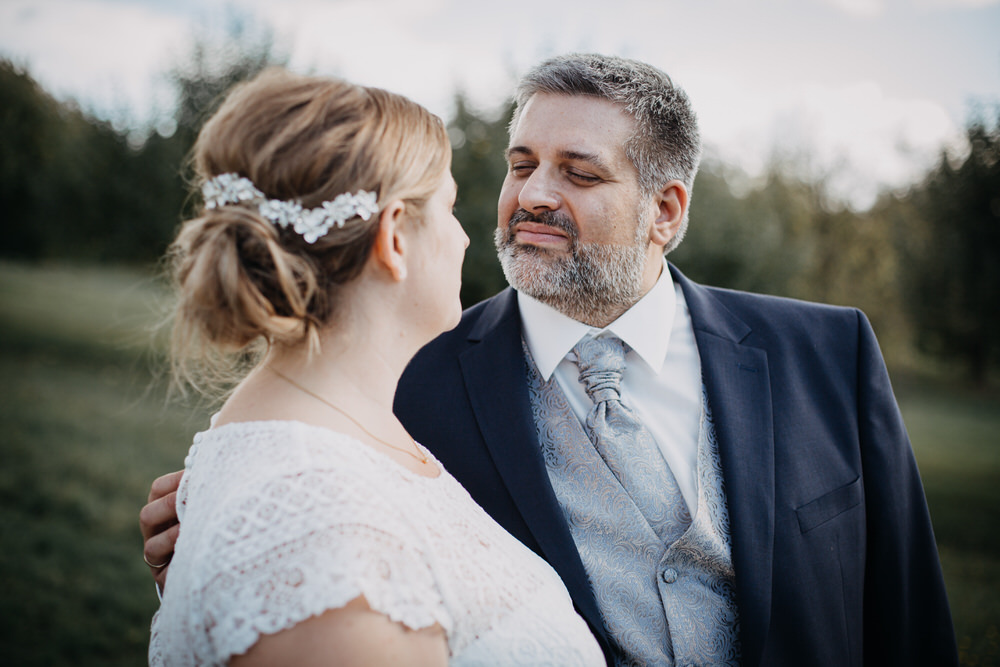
[518, 261, 703, 515]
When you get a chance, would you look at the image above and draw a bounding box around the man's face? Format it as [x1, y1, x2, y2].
[495, 93, 661, 325]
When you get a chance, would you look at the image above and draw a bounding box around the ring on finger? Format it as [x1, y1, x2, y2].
[144, 553, 169, 569]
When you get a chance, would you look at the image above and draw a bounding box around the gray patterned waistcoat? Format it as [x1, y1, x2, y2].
[524, 346, 741, 666]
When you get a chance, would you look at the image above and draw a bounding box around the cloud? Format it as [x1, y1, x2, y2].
[820, 0, 999, 18]
[0, 0, 188, 120]
[700, 80, 960, 208]
[820, 0, 887, 18]
[917, 0, 1000, 7]
[0, 0, 984, 205]
[254, 0, 474, 117]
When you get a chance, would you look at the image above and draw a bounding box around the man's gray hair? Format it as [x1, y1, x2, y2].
[512, 54, 702, 253]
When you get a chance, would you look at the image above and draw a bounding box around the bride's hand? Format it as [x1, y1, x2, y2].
[139, 470, 183, 591]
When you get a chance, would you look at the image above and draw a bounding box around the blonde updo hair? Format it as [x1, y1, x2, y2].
[168, 68, 450, 393]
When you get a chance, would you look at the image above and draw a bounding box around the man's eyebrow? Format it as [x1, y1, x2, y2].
[558, 149, 611, 172]
[505, 146, 611, 173]
[506, 146, 533, 160]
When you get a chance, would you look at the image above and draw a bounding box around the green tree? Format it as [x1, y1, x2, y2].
[897, 112, 1000, 385]
[155, 15, 288, 228]
[0, 59, 58, 258]
[168, 16, 287, 146]
[672, 161, 814, 297]
[0, 14, 287, 265]
[0, 59, 162, 262]
[448, 94, 512, 306]
[673, 157, 910, 360]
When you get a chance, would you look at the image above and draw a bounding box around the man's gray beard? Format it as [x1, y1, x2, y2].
[494, 220, 648, 326]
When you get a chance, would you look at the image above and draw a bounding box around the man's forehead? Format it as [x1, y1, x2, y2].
[507, 93, 634, 163]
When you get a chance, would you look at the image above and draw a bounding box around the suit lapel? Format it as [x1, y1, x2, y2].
[673, 266, 775, 667]
[457, 289, 608, 642]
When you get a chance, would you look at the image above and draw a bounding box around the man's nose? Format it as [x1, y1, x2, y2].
[518, 168, 561, 212]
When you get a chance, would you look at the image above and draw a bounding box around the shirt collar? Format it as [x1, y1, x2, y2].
[518, 259, 676, 380]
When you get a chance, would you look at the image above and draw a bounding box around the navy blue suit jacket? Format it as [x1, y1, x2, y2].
[395, 264, 957, 666]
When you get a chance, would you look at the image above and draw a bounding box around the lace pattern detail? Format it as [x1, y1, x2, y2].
[149, 420, 603, 666]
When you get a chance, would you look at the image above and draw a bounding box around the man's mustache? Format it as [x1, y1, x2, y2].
[507, 209, 579, 241]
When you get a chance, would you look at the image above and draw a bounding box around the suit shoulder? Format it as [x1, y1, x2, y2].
[672, 265, 862, 338]
[685, 282, 871, 362]
[701, 284, 861, 332]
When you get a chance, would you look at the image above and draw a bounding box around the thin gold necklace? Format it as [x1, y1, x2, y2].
[267, 366, 429, 465]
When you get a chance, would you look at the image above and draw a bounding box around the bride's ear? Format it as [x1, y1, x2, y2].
[371, 200, 408, 281]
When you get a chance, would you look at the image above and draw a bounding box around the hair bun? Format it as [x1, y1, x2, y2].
[167, 67, 450, 395]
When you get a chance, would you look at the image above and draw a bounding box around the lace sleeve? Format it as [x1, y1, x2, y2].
[180, 463, 453, 663]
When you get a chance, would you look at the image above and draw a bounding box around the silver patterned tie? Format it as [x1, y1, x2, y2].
[574, 335, 691, 542]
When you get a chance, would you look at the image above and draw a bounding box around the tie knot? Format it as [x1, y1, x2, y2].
[574, 336, 627, 403]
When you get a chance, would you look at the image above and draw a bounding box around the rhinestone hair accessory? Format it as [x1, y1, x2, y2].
[201, 173, 380, 244]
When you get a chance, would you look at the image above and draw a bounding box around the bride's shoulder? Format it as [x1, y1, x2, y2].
[194, 419, 369, 470]
[181, 421, 375, 509]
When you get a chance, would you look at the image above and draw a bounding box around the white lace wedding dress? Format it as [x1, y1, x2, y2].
[148, 420, 604, 666]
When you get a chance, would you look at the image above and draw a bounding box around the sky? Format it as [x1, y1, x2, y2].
[2, 0, 999, 209]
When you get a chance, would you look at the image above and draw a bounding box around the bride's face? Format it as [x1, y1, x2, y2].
[405, 169, 470, 335]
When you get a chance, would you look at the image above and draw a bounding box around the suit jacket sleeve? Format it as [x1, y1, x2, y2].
[854, 309, 958, 665]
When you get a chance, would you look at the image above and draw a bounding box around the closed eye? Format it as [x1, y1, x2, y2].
[567, 170, 600, 184]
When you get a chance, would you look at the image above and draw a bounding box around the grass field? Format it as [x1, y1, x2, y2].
[1, 261, 997, 665]
[898, 377, 1000, 665]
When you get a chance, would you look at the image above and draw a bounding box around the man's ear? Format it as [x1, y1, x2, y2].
[649, 180, 689, 248]
[371, 200, 408, 281]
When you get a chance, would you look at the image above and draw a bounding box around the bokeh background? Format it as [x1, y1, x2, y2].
[1, 0, 998, 664]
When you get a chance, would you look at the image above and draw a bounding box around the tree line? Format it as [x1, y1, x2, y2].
[1, 45, 997, 385]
